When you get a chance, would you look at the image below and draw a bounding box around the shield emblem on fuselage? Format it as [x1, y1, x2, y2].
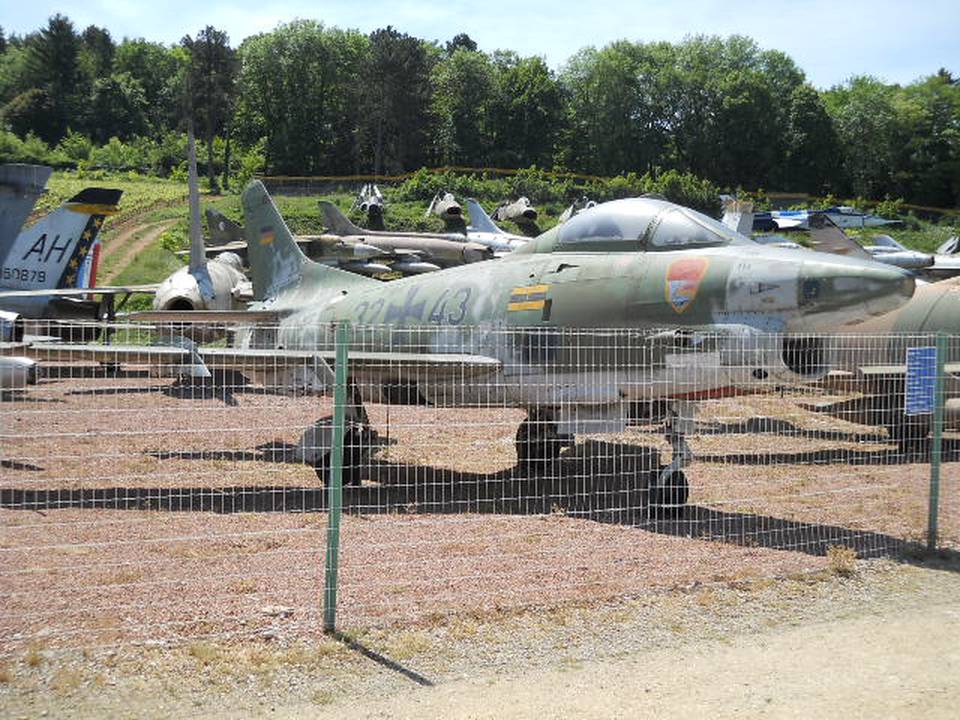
[665, 257, 709, 314]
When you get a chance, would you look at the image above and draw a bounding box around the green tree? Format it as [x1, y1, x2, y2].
[1, 87, 58, 140]
[892, 73, 960, 206]
[79, 25, 114, 79]
[22, 14, 85, 142]
[781, 84, 841, 193]
[235, 20, 367, 174]
[487, 52, 565, 168]
[560, 41, 675, 175]
[182, 26, 237, 192]
[114, 39, 181, 133]
[358, 26, 435, 174]
[87, 72, 149, 142]
[445, 33, 477, 55]
[431, 48, 495, 165]
[824, 76, 899, 198]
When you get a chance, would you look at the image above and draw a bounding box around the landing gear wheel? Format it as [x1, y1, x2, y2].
[888, 417, 931, 458]
[649, 469, 689, 508]
[516, 415, 564, 475]
[312, 425, 366, 486]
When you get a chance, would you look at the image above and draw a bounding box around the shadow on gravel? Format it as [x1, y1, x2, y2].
[695, 437, 960, 467]
[3, 435, 956, 572]
[331, 631, 434, 687]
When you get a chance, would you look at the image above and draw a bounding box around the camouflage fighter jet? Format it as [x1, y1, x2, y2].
[24, 181, 918, 507]
[806, 274, 960, 449]
[201, 209, 441, 278]
[319, 201, 497, 263]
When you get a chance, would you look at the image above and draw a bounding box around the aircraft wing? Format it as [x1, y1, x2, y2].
[7, 341, 502, 383]
[807, 215, 873, 260]
[124, 310, 284, 324]
[0, 285, 158, 298]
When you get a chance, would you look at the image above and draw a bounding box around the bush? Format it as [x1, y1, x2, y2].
[55, 131, 93, 164]
[0, 131, 53, 165]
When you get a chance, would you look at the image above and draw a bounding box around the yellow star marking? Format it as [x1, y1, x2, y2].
[69, 258, 79, 269]
[94, 218, 103, 228]
[82, 229, 92, 240]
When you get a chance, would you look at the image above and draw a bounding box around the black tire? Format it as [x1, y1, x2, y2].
[888, 416, 931, 458]
[312, 426, 365, 486]
[516, 416, 563, 474]
[649, 469, 689, 508]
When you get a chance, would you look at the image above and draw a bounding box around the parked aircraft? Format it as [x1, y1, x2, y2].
[320, 201, 501, 259]
[493, 196, 538, 224]
[426, 191, 462, 221]
[754, 206, 900, 232]
[149, 131, 251, 315]
[0, 180, 152, 387]
[352, 184, 385, 230]
[203, 208, 442, 276]
[808, 216, 960, 279]
[19, 182, 916, 507]
[463, 199, 528, 252]
[0, 187, 129, 320]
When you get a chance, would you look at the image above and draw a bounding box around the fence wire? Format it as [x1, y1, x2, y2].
[0, 321, 956, 653]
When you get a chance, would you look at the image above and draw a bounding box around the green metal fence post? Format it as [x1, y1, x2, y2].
[324, 321, 350, 632]
[927, 332, 947, 551]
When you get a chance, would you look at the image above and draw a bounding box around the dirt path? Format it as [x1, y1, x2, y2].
[98, 220, 176, 283]
[299, 592, 960, 720]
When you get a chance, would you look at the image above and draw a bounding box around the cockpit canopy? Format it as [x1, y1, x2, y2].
[553, 197, 750, 252]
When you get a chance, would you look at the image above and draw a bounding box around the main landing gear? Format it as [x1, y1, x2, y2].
[513, 402, 695, 511]
[304, 384, 375, 486]
[515, 410, 573, 474]
[647, 401, 695, 510]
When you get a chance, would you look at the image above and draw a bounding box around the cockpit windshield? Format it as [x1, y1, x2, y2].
[649, 207, 747, 249]
[554, 197, 750, 251]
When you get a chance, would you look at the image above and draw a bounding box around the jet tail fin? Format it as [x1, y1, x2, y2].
[319, 201, 364, 236]
[205, 208, 244, 244]
[937, 236, 959, 256]
[465, 198, 504, 235]
[721, 199, 754, 236]
[807, 214, 872, 261]
[243, 182, 374, 301]
[3, 187, 121, 291]
[0, 164, 54, 265]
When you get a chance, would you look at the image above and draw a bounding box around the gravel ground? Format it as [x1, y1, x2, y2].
[1, 368, 957, 659]
[1, 558, 958, 718]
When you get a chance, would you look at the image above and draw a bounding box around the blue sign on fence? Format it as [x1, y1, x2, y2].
[905, 346, 938, 416]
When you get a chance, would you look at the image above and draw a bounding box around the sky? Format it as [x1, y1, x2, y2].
[4, 0, 958, 89]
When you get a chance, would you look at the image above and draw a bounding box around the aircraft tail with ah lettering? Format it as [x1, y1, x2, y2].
[1, 188, 121, 292]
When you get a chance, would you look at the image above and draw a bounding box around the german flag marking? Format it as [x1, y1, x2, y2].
[507, 284, 550, 313]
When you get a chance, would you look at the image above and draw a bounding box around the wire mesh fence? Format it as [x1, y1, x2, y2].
[1, 321, 957, 654]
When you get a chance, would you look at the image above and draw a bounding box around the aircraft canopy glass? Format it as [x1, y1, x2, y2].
[555, 198, 748, 250]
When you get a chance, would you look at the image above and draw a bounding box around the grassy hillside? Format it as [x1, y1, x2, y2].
[38, 171, 958, 290]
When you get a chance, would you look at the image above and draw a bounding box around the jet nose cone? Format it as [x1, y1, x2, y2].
[798, 258, 915, 328]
